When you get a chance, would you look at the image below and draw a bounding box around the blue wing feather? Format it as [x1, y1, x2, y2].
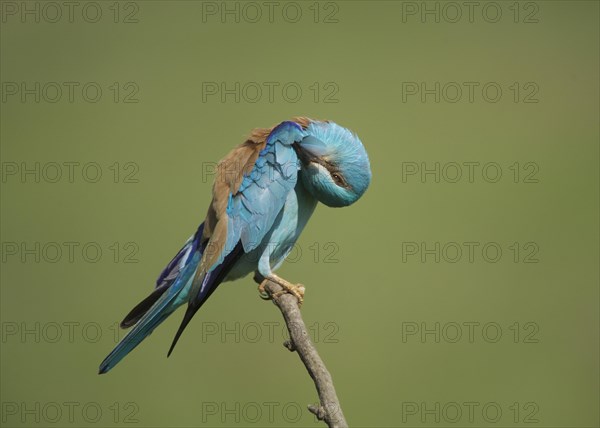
[229, 121, 305, 253]
[155, 224, 203, 289]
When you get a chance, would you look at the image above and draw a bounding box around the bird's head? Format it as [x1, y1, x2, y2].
[293, 120, 371, 207]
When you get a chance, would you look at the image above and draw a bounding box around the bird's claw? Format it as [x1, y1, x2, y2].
[257, 281, 271, 300]
[257, 277, 305, 307]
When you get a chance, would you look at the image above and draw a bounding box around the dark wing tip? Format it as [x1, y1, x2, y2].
[120, 283, 171, 329]
[167, 304, 198, 357]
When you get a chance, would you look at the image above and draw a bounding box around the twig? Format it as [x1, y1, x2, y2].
[261, 279, 348, 428]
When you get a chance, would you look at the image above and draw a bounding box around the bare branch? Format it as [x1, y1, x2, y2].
[261, 279, 348, 428]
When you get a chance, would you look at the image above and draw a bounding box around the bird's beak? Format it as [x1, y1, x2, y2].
[294, 136, 328, 165]
[293, 143, 316, 165]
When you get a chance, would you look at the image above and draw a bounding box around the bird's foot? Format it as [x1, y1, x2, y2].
[257, 279, 270, 300]
[257, 274, 305, 307]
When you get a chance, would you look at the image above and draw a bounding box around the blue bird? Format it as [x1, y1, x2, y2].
[99, 117, 371, 374]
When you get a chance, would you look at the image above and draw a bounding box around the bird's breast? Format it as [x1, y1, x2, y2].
[225, 180, 318, 281]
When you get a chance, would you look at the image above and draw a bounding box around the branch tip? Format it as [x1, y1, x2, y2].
[308, 404, 326, 420]
[283, 339, 296, 351]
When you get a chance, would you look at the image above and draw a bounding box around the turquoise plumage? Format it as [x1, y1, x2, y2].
[99, 117, 371, 374]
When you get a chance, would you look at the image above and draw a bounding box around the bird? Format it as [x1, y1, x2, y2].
[98, 117, 371, 374]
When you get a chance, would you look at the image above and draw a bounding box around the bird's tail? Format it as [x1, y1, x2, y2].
[98, 227, 204, 374]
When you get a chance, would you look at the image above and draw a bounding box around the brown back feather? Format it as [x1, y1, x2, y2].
[200, 117, 323, 271]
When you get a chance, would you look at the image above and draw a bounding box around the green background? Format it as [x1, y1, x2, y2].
[1, 1, 598, 427]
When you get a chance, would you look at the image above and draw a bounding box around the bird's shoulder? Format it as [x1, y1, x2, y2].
[219, 128, 271, 193]
[202, 118, 317, 242]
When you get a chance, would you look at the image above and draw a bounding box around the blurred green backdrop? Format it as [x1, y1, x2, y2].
[1, 1, 598, 427]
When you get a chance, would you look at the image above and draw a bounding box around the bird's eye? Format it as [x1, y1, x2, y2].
[331, 172, 346, 187]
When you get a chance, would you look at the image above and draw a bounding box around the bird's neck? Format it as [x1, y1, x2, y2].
[295, 173, 319, 222]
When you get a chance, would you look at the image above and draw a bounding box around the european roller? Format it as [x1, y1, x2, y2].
[99, 117, 371, 374]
